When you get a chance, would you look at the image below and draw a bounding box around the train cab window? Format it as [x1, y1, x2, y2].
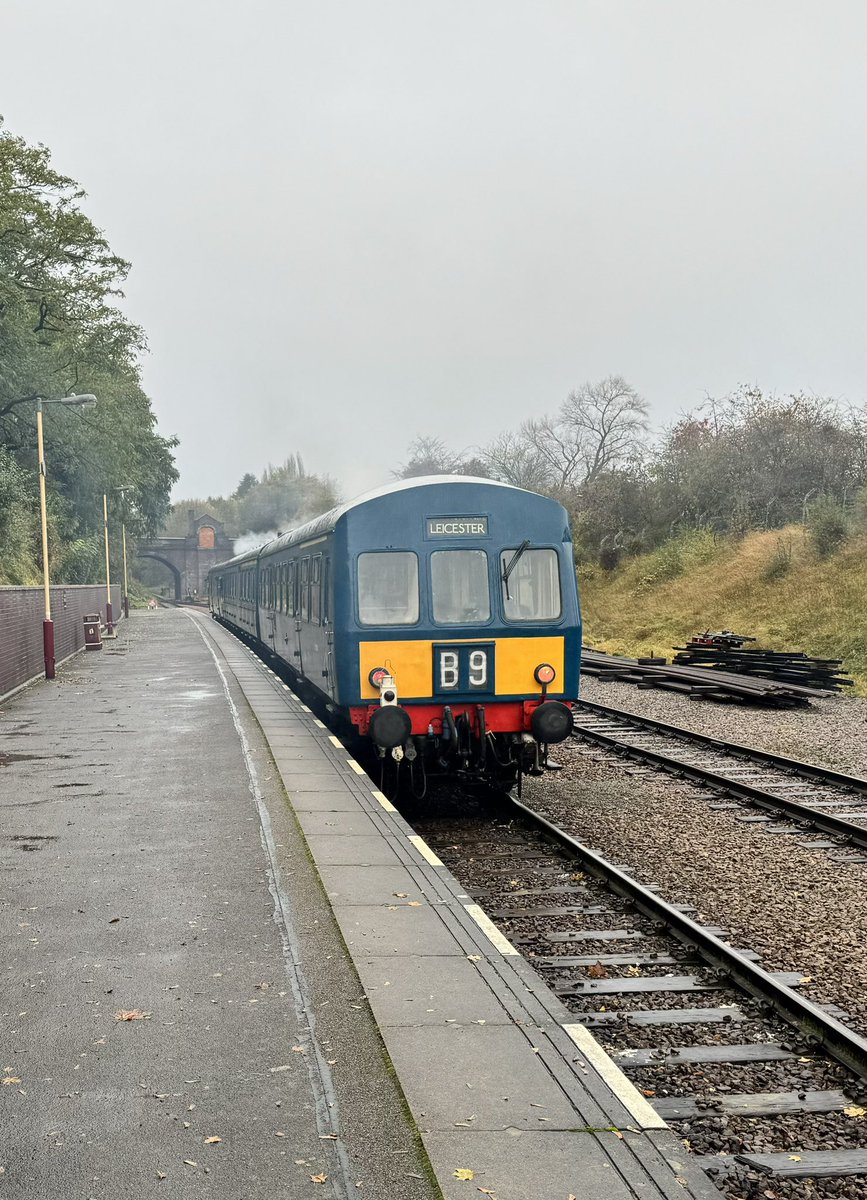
[500, 548, 562, 621]
[357, 552, 419, 625]
[431, 550, 490, 624]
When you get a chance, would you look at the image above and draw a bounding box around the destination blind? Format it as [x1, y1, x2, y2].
[425, 516, 489, 538]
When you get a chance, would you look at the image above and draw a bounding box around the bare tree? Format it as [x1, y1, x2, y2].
[478, 429, 553, 491]
[559, 375, 649, 484]
[507, 376, 649, 492]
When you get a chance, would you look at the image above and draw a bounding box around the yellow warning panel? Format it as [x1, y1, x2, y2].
[358, 637, 565, 699]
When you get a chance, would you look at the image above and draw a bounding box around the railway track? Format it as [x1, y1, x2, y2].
[411, 793, 867, 1198]
[571, 698, 867, 862]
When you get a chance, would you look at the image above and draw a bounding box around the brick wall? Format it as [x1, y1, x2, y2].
[0, 584, 122, 701]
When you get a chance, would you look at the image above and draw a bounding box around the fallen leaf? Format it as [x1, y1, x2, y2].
[454, 1168, 475, 1181]
[1, 1077, 21, 1085]
[183, 1160, 198, 1167]
[407, 901, 422, 907]
[641, 1089, 656, 1097]
[156, 1171, 166, 1180]
[393, 892, 408, 898]
[844, 1105, 867, 1118]
[204, 1136, 221, 1144]
[115, 1010, 150, 1021]
[587, 962, 608, 979]
[291, 1045, 305, 1054]
[310, 1174, 328, 1184]
[624, 965, 641, 977]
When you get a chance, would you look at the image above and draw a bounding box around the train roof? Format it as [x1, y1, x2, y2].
[211, 476, 550, 571]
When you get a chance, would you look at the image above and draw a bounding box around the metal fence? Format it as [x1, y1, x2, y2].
[0, 584, 122, 702]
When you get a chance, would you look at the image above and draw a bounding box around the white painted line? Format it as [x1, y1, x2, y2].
[347, 759, 366, 776]
[562, 1024, 669, 1130]
[313, 718, 326, 729]
[464, 904, 519, 955]
[298, 703, 310, 712]
[371, 789, 396, 812]
[282, 684, 290, 690]
[328, 734, 343, 748]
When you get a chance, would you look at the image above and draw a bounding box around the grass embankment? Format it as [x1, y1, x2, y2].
[579, 527, 867, 694]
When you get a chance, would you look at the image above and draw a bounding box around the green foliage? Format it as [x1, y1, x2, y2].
[163, 456, 339, 540]
[56, 535, 105, 584]
[0, 117, 178, 582]
[761, 536, 794, 583]
[634, 528, 717, 592]
[807, 496, 849, 558]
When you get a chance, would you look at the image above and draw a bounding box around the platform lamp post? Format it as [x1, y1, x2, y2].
[35, 393, 98, 679]
[113, 485, 134, 619]
[102, 492, 116, 635]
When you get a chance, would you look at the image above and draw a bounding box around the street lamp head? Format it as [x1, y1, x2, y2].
[57, 393, 98, 408]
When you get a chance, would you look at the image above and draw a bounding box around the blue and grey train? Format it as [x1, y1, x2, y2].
[208, 476, 581, 785]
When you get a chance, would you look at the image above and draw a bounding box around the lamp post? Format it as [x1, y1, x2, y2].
[113, 485, 134, 619]
[102, 492, 115, 635]
[35, 393, 98, 679]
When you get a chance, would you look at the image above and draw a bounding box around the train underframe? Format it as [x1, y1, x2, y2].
[347, 698, 574, 793]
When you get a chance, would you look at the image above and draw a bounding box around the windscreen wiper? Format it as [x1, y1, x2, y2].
[502, 539, 530, 601]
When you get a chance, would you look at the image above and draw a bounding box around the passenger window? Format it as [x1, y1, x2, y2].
[300, 558, 310, 621]
[288, 560, 296, 615]
[431, 550, 490, 624]
[500, 548, 562, 621]
[311, 556, 321, 624]
[357, 552, 419, 626]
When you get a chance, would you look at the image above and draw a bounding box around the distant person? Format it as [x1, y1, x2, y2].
[147, 597, 158, 611]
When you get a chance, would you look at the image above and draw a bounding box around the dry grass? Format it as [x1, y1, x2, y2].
[580, 526, 867, 694]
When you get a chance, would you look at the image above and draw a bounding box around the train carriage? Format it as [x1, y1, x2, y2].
[209, 477, 581, 786]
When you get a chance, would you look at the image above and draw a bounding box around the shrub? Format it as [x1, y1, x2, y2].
[761, 537, 793, 583]
[807, 497, 849, 558]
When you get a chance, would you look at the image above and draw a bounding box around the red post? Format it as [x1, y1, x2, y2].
[43, 618, 56, 680]
[106, 601, 114, 635]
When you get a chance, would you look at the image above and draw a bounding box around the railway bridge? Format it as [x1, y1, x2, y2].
[136, 511, 234, 600]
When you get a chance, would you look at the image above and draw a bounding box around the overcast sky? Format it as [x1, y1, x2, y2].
[4, 1, 867, 501]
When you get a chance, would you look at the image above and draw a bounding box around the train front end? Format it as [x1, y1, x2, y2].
[335, 478, 581, 787]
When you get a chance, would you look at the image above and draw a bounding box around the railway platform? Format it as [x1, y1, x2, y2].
[0, 607, 719, 1200]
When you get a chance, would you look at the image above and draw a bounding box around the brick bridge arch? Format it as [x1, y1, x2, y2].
[137, 512, 234, 601]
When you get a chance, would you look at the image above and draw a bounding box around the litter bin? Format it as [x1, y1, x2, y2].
[84, 614, 103, 651]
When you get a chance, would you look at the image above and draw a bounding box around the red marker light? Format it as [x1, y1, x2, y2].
[369, 667, 388, 688]
[534, 663, 556, 686]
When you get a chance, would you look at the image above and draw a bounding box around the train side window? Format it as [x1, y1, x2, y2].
[357, 552, 419, 625]
[287, 560, 296, 615]
[431, 550, 490, 624]
[300, 558, 310, 621]
[311, 556, 321, 624]
[500, 548, 562, 621]
[322, 557, 330, 623]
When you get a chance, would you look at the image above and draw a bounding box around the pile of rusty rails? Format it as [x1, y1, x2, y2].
[580, 647, 833, 706]
[672, 641, 853, 693]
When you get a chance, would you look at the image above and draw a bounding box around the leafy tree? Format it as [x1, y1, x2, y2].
[0, 117, 178, 582]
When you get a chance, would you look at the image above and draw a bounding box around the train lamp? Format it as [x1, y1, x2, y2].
[34, 394, 98, 679]
[113, 485, 134, 619]
[534, 662, 556, 697]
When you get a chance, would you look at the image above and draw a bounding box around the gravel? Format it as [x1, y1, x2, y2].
[523, 682, 867, 1040]
[579, 674, 867, 776]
